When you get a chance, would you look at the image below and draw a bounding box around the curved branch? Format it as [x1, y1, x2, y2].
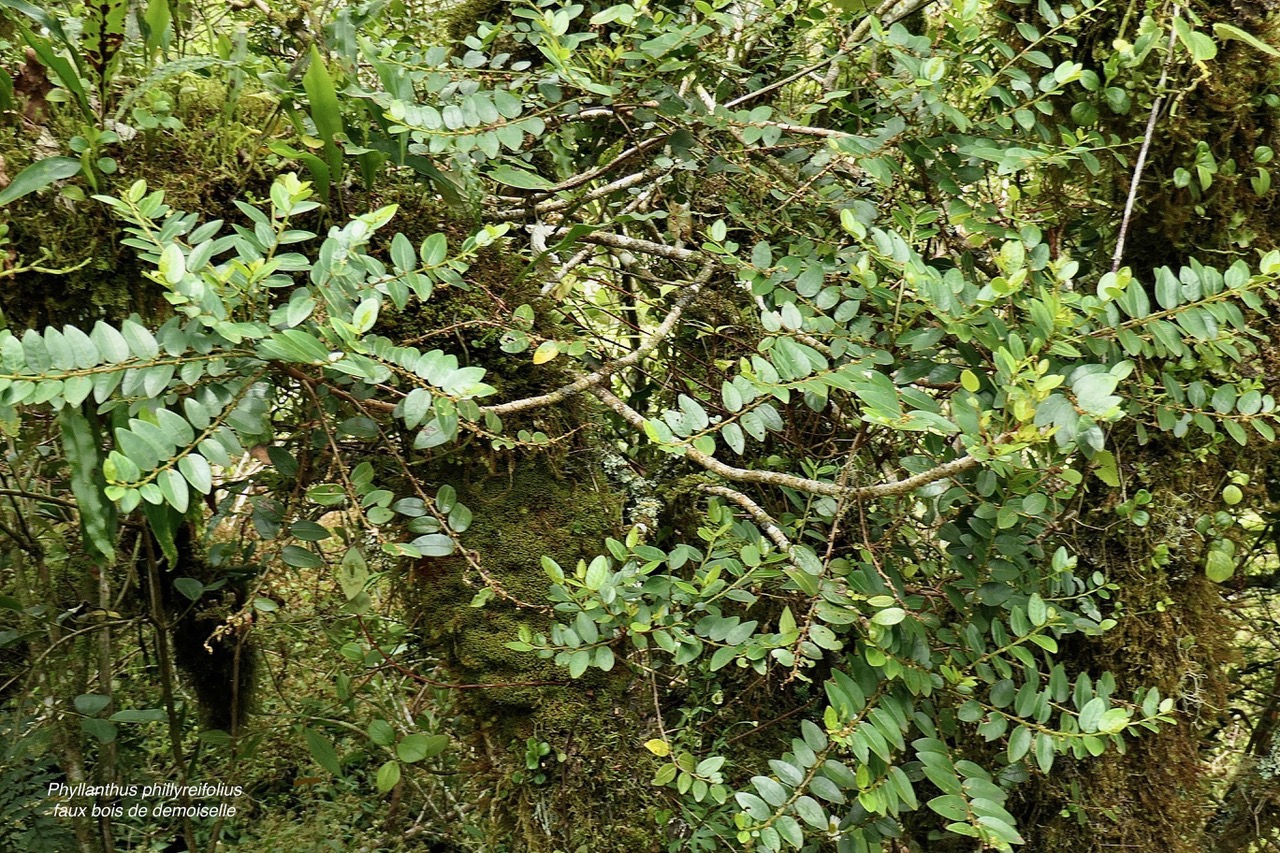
[483, 262, 715, 416]
[592, 386, 982, 499]
[492, 165, 670, 220]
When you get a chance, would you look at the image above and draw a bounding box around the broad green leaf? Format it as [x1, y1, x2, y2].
[375, 760, 401, 792]
[337, 547, 369, 600]
[303, 46, 345, 185]
[1206, 549, 1235, 582]
[74, 694, 111, 715]
[490, 165, 555, 190]
[397, 733, 448, 763]
[0, 157, 82, 205]
[304, 727, 343, 776]
[59, 407, 117, 563]
[177, 454, 213, 494]
[173, 577, 204, 601]
[1214, 22, 1280, 56]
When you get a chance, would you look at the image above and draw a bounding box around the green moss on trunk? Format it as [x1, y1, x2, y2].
[405, 459, 666, 852]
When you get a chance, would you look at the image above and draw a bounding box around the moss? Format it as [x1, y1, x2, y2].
[1011, 433, 1247, 852]
[0, 79, 274, 328]
[403, 457, 666, 852]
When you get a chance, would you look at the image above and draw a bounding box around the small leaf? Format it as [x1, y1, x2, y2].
[352, 298, 380, 334]
[532, 340, 559, 364]
[283, 545, 324, 568]
[375, 760, 401, 793]
[74, 694, 111, 716]
[1214, 22, 1280, 56]
[367, 719, 395, 745]
[177, 454, 213, 494]
[81, 718, 117, 743]
[173, 577, 204, 601]
[1008, 725, 1032, 762]
[1206, 549, 1235, 583]
[337, 547, 369, 600]
[110, 708, 167, 723]
[872, 607, 906, 626]
[159, 244, 186, 285]
[644, 739, 671, 757]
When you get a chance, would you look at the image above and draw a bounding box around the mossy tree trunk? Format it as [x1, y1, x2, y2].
[1009, 1, 1280, 848]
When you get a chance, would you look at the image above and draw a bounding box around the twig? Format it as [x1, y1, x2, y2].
[1112, 4, 1181, 274]
[484, 262, 714, 416]
[593, 386, 983, 499]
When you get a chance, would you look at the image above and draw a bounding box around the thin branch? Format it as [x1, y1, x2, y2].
[528, 136, 667, 198]
[822, 0, 931, 88]
[593, 386, 983, 499]
[484, 262, 715, 416]
[493, 165, 669, 220]
[699, 484, 792, 551]
[554, 227, 700, 262]
[0, 488, 80, 510]
[1112, 4, 1180, 274]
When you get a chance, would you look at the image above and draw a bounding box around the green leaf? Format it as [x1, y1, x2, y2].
[1206, 549, 1235, 582]
[1008, 725, 1032, 762]
[177, 454, 213, 494]
[110, 708, 167, 723]
[568, 648, 591, 678]
[337, 547, 369, 600]
[141, 501, 181, 566]
[414, 534, 454, 557]
[448, 503, 472, 533]
[375, 760, 401, 793]
[793, 795, 827, 830]
[74, 693, 111, 715]
[367, 719, 395, 746]
[1078, 697, 1106, 733]
[752, 775, 789, 807]
[173, 577, 204, 601]
[20, 26, 90, 117]
[121, 319, 159, 359]
[397, 733, 448, 763]
[584, 555, 609, 590]
[490, 165, 555, 190]
[928, 794, 970, 821]
[81, 718, 117, 743]
[303, 46, 345, 185]
[1214, 22, 1280, 57]
[260, 329, 331, 364]
[283, 545, 324, 568]
[390, 232, 416, 272]
[91, 321, 131, 363]
[157, 467, 190, 513]
[352, 298, 380, 334]
[1027, 594, 1047, 626]
[1035, 733, 1055, 773]
[872, 607, 906, 626]
[59, 407, 117, 564]
[305, 727, 344, 777]
[143, 0, 171, 56]
[0, 156, 82, 205]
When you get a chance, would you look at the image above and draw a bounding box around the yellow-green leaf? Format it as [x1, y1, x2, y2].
[532, 340, 559, 364]
[644, 739, 671, 757]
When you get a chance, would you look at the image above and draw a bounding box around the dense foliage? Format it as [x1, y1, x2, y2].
[3, 0, 1280, 851]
